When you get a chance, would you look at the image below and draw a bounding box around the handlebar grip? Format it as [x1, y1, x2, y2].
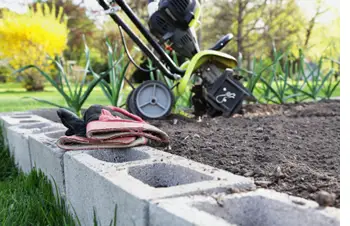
[209, 33, 234, 51]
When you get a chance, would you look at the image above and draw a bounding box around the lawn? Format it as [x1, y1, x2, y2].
[0, 129, 78, 226]
[0, 126, 118, 225]
[0, 83, 112, 112]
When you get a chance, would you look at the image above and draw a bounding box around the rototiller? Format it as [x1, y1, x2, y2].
[96, 0, 255, 120]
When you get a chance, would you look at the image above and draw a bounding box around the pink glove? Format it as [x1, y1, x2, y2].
[56, 106, 169, 151]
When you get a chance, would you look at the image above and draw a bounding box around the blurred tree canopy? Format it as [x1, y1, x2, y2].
[32, 0, 99, 63]
[0, 3, 69, 91]
[200, 0, 338, 66]
[1, 0, 338, 78]
[30, 0, 146, 74]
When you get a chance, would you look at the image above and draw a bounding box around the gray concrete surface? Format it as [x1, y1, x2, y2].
[64, 147, 255, 226]
[0, 114, 51, 146]
[150, 189, 340, 226]
[27, 108, 61, 122]
[7, 121, 62, 173]
[29, 129, 67, 193]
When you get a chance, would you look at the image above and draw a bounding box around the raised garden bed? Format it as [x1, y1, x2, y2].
[15, 100, 340, 208]
[150, 100, 340, 207]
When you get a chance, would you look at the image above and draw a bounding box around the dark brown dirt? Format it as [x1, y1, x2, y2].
[150, 100, 340, 207]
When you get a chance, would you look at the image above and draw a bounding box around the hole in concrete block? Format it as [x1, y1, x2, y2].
[88, 149, 150, 163]
[45, 130, 66, 139]
[19, 120, 40, 124]
[128, 163, 213, 188]
[32, 126, 64, 134]
[18, 122, 51, 129]
[192, 194, 334, 226]
[11, 115, 31, 119]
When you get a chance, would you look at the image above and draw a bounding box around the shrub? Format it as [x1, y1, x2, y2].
[0, 3, 69, 91]
[16, 38, 106, 116]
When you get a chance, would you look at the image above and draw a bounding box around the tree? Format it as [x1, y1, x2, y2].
[201, 0, 269, 63]
[33, 0, 99, 63]
[303, 0, 329, 49]
[260, 0, 306, 56]
[302, 0, 339, 61]
[0, 3, 69, 91]
[201, 0, 310, 68]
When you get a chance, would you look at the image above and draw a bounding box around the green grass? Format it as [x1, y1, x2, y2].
[0, 82, 134, 113]
[0, 83, 110, 112]
[0, 129, 78, 226]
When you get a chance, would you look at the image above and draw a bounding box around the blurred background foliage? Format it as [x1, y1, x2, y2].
[0, 0, 340, 105]
[0, 2, 69, 91]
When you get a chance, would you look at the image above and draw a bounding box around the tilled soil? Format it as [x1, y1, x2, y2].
[150, 100, 340, 207]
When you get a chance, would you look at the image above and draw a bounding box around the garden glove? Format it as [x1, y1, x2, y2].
[56, 105, 169, 150]
[57, 108, 86, 137]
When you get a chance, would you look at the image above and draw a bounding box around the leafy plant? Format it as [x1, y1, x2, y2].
[92, 204, 118, 226]
[237, 47, 340, 104]
[90, 39, 130, 107]
[15, 39, 107, 116]
[259, 49, 302, 104]
[287, 50, 339, 101]
[237, 47, 298, 104]
[322, 59, 340, 99]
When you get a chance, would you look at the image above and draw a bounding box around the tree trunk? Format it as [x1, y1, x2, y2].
[237, 0, 244, 58]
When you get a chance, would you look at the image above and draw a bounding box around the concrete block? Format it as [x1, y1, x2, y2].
[29, 129, 67, 194]
[0, 114, 51, 146]
[27, 108, 62, 123]
[64, 147, 255, 226]
[7, 121, 65, 173]
[150, 189, 340, 226]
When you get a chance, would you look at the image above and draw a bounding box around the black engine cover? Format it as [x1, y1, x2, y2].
[148, 0, 199, 58]
[159, 0, 197, 29]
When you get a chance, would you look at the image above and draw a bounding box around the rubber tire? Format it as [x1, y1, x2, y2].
[126, 89, 138, 115]
[132, 81, 175, 120]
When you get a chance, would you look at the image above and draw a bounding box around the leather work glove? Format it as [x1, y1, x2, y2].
[57, 108, 86, 137]
[56, 105, 169, 150]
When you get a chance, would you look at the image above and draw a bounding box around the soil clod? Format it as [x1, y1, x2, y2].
[315, 190, 336, 207]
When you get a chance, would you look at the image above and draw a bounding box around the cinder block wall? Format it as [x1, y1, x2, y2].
[0, 113, 340, 226]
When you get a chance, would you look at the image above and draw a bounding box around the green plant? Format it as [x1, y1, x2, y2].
[91, 39, 130, 107]
[287, 50, 339, 101]
[15, 38, 107, 116]
[237, 47, 340, 104]
[92, 204, 118, 226]
[321, 58, 340, 99]
[259, 49, 302, 104]
[237, 48, 298, 104]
